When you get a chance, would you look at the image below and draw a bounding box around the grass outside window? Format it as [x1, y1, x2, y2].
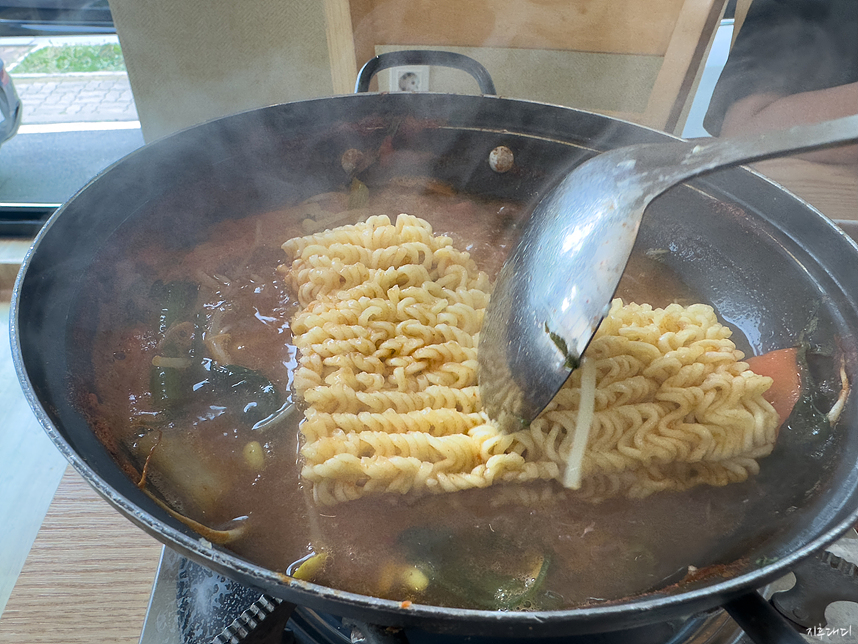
[12, 44, 126, 74]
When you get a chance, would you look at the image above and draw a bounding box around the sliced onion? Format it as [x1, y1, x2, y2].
[563, 357, 597, 490]
[827, 358, 850, 425]
[205, 333, 233, 365]
[151, 355, 193, 369]
[144, 489, 247, 545]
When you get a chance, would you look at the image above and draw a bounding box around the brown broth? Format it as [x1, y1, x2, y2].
[82, 183, 749, 612]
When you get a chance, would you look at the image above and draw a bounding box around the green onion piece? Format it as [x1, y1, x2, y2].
[149, 280, 199, 411]
[348, 178, 369, 210]
[150, 365, 186, 408]
[156, 280, 199, 335]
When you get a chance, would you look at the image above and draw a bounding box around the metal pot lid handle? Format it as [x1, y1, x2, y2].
[724, 591, 807, 644]
[724, 549, 858, 644]
[770, 550, 858, 630]
[354, 50, 497, 95]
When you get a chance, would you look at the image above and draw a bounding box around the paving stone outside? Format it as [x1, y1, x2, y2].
[0, 44, 34, 68]
[1, 36, 137, 124]
[12, 72, 139, 124]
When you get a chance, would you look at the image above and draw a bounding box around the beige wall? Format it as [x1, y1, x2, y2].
[108, 1, 718, 141]
[109, 0, 662, 143]
[108, 0, 335, 142]
[374, 45, 661, 115]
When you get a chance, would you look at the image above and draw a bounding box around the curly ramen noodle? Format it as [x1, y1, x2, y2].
[280, 214, 781, 506]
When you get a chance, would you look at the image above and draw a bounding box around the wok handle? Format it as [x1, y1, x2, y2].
[354, 50, 497, 95]
[724, 591, 806, 644]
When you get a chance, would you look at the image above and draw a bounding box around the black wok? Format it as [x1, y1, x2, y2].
[11, 84, 858, 639]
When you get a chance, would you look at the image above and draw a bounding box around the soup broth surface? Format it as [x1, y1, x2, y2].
[81, 182, 756, 611]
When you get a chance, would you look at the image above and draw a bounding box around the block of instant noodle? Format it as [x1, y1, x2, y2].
[281, 214, 781, 506]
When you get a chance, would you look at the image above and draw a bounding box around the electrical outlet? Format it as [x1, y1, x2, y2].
[389, 66, 430, 92]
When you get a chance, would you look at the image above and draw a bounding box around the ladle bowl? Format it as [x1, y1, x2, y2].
[479, 114, 858, 431]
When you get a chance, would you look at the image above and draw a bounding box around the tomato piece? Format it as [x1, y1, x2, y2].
[745, 347, 801, 425]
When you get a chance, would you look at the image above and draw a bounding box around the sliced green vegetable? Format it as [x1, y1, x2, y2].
[398, 526, 554, 611]
[149, 280, 200, 410]
[150, 364, 187, 409]
[544, 322, 580, 370]
[781, 341, 832, 439]
[209, 363, 282, 425]
[348, 177, 369, 210]
[193, 310, 206, 360]
[146, 280, 283, 426]
[154, 280, 199, 336]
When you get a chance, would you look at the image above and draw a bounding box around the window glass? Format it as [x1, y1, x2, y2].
[0, 3, 142, 234]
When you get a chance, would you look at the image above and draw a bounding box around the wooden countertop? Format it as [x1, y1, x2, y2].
[0, 156, 855, 643]
[750, 157, 858, 222]
[0, 468, 163, 644]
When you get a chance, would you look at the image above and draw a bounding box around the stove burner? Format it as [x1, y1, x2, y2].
[139, 541, 858, 644]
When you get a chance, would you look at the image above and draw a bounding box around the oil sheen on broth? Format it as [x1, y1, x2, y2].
[82, 182, 749, 611]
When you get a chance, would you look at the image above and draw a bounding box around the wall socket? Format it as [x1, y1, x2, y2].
[389, 65, 430, 92]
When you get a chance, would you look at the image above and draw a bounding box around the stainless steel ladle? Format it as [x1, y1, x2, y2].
[478, 114, 858, 432]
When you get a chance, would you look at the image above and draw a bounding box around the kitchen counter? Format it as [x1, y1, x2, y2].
[0, 469, 162, 644]
[0, 236, 164, 641]
[751, 157, 858, 222]
[0, 156, 855, 643]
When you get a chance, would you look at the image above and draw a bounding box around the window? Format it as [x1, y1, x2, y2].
[0, 4, 142, 236]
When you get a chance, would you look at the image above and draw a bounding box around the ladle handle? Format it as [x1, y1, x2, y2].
[641, 114, 858, 197]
